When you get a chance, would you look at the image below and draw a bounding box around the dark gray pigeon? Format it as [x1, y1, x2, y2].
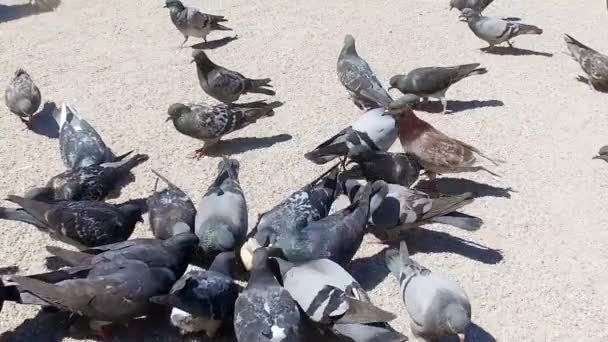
[385, 242, 471, 341]
[4, 68, 41, 128]
[593, 145, 608, 163]
[347, 150, 421, 188]
[459, 9, 543, 49]
[337, 34, 393, 110]
[196, 158, 247, 257]
[150, 252, 240, 337]
[164, 0, 232, 47]
[54, 103, 132, 169]
[147, 170, 196, 240]
[449, 0, 494, 12]
[389, 64, 487, 114]
[192, 49, 275, 104]
[564, 34, 608, 91]
[0, 196, 144, 248]
[241, 166, 340, 271]
[25, 154, 149, 202]
[167, 101, 282, 158]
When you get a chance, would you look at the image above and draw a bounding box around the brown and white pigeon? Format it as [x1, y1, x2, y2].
[4, 68, 41, 128]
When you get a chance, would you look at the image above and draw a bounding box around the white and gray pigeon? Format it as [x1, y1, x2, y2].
[192, 49, 275, 104]
[337, 34, 393, 110]
[195, 158, 247, 257]
[164, 0, 232, 47]
[167, 100, 283, 158]
[4, 68, 41, 128]
[564, 34, 608, 91]
[449, 0, 494, 12]
[459, 8, 543, 49]
[385, 242, 471, 342]
[150, 252, 240, 337]
[54, 103, 132, 169]
[389, 64, 487, 114]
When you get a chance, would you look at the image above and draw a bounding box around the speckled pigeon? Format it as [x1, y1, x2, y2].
[564, 34, 608, 91]
[4, 68, 41, 128]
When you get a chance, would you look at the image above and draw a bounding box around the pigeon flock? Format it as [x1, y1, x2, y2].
[1, 0, 608, 341]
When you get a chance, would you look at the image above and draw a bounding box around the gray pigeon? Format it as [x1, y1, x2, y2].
[167, 100, 282, 158]
[55, 103, 132, 169]
[459, 8, 543, 49]
[241, 166, 340, 271]
[25, 154, 149, 202]
[337, 34, 393, 110]
[564, 34, 608, 91]
[347, 150, 421, 188]
[449, 0, 494, 12]
[147, 170, 196, 240]
[4, 68, 41, 128]
[593, 145, 608, 163]
[196, 158, 247, 256]
[164, 0, 232, 47]
[385, 242, 471, 341]
[150, 252, 240, 337]
[389, 64, 487, 114]
[0, 196, 144, 248]
[192, 49, 275, 104]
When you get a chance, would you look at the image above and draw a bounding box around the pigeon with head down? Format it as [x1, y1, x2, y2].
[4, 68, 41, 128]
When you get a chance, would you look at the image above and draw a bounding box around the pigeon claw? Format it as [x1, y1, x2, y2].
[190, 147, 209, 160]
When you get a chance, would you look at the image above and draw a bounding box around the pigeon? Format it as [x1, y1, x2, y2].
[25, 154, 149, 202]
[147, 170, 196, 240]
[385, 242, 471, 341]
[449, 0, 494, 12]
[347, 150, 421, 188]
[304, 95, 419, 165]
[564, 34, 608, 91]
[386, 101, 502, 179]
[195, 158, 247, 257]
[459, 8, 543, 49]
[4, 68, 41, 128]
[337, 34, 393, 110]
[389, 64, 488, 114]
[593, 145, 608, 163]
[340, 179, 482, 240]
[164, 0, 232, 47]
[55, 103, 132, 169]
[192, 49, 275, 104]
[0, 278, 21, 313]
[0, 196, 144, 248]
[167, 100, 283, 158]
[150, 252, 240, 337]
[241, 166, 340, 271]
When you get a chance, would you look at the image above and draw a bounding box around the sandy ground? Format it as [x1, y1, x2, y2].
[1, 0, 608, 341]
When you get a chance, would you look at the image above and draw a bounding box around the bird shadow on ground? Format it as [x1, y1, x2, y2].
[501, 17, 521, 21]
[417, 178, 515, 199]
[190, 36, 239, 50]
[206, 134, 293, 156]
[30, 101, 59, 138]
[417, 99, 504, 114]
[576, 76, 608, 93]
[0, 266, 19, 275]
[349, 248, 391, 291]
[481, 46, 553, 57]
[0, 1, 61, 23]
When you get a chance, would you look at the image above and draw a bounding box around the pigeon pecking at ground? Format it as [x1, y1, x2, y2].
[449, 0, 494, 12]
[4, 68, 41, 128]
[164, 0, 232, 47]
[167, 100, 283, 158]
[593, 145, 608, 163]
[459, 8, 543, 50]
[563, 34, 608, 91]
[337, 34, 393, 110]
[389, 63, 488, 114]
[192, 49, 275, 104]
[346, 150, 421, 188]
[147, 170, 196, 240]
[385, 242, 471, 342]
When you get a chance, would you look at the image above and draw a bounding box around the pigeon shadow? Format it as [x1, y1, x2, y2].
[417, 99, 504, 114]
[576, 76, 608, 93]
[501, 17, 521, 21]
[0, 0, 61, 23]
[348, 248, 391, 291]
[190, 36, 239, 50]
[416, 178, 515, 199]
[207, 134, 293, 156]
[481, 46, 553, 57]
[30, 101, 60, 138]
[0, 310, 75, 342]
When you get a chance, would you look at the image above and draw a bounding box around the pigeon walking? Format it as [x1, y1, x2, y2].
[192, 49, 275, 104]
[449, 0, 494, 12]
[389, 64, 488, 114]
[459, 8, 543, 49]
[564, 34, 608, 91]
[337, 34, 393, 110]
[195, 158, 247, 257]
[147, 170, 196, 240]
[4, 68, 41, 128]
[385, 242, 471, 341]
[167, 100, 282, 158]
[347, 150, 421, 188]
[164, 0, 232, 47]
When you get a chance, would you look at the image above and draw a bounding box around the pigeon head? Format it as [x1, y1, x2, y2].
[117, 201, 146, 224]
[218, 157, 240, 178]
[164, 0, 184, 9]
[444, 303, 471, 336]
[459, 8, 479, 20]
[341, 34, 357, 56]
[388, 74, 406, 91]
[209, 251, 236, 275]
[14, 68, 30, 79]
[167, 103, 191, 122]
[383, 94, 420, 118]
[191, 49, 213, 65]
[163, 232, 200, 264]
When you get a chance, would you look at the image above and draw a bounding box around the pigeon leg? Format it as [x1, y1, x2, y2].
[440, 97, 448, 114]
[190, 139, 219, 159]
[19, 116, 33, 130]
[588, 78, 596, 91]
[506, 40, 514, 48]
[180, 35, 189, 48]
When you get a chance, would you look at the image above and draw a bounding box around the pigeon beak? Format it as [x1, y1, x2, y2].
[165, 116, 172, 122]
[190, 59, 195, 64]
